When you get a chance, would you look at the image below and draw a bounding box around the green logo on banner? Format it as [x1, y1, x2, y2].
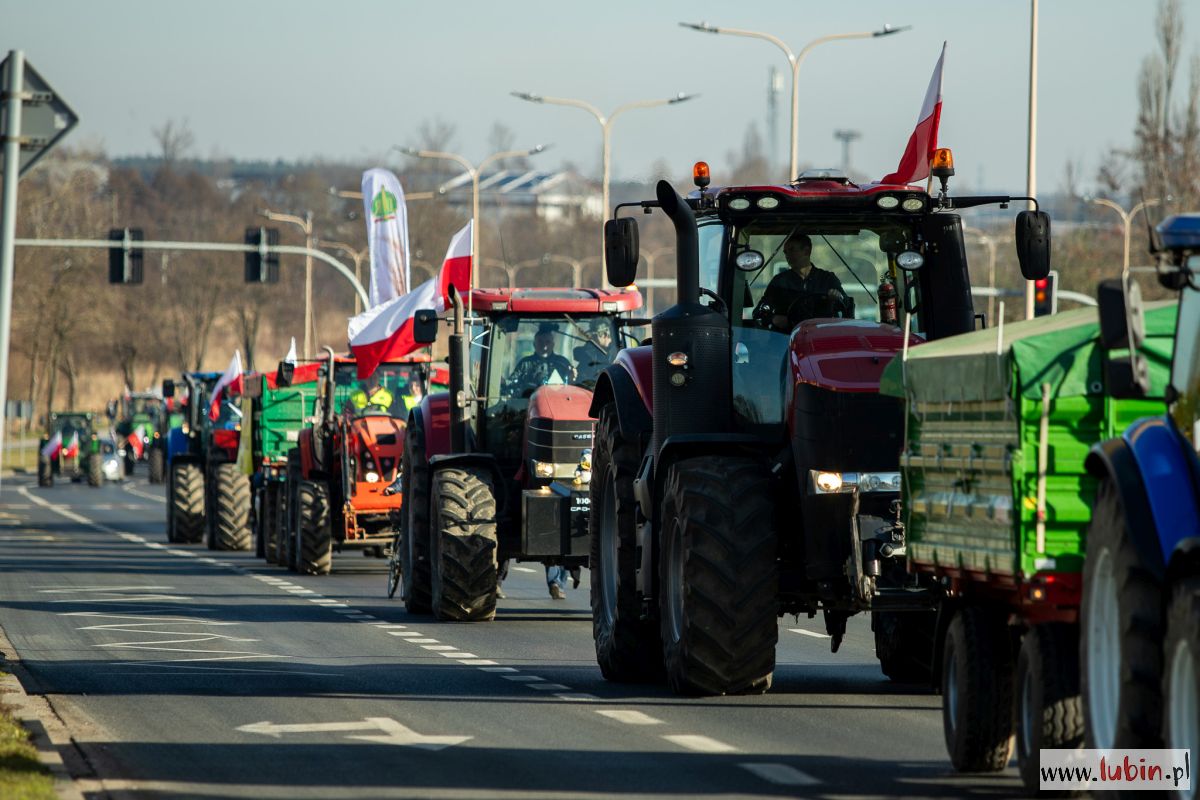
[372, 188, 398, 222]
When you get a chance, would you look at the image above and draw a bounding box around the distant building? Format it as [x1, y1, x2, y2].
[436, 169, 602, 221]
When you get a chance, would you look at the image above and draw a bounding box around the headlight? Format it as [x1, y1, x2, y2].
[534, 460, 585, 480]
[365, 471, 380, 483]
[808, 470, 901, 495]
[534, 461, 555, 479]
[901, 197, 925, 212]
[876, 195, 899, 209]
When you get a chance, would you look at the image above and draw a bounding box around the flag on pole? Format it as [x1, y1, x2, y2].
[284, 337, 297, 365]
[62, 432, 80, 459]
[362, 168, 411, 308]
[880, 42, 946, 186]
[127, 424, 146, 459]
[208, 350, 244, 421]
[348, 220, 472, 380]
[40, 430, 62, 459]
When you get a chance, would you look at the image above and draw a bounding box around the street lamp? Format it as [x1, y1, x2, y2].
[393, 145, 547, 297]
[1091, 197, 1161, 275]
[680, 20, 909, 180]
[317, 239, 368, 314]
[260, 208, 314, 358]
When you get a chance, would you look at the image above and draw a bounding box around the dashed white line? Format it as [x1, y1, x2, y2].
[421, 645, 456, 651]
[408, 638, 440, 644]
[388, 631, 422, 638]
[662, 735, 738, 754]
[595, 709, 663, 726]
[529, 683, 570, 691]
[461, 659, 497, 665]
[374, 623, 406, 628]
[739, 763, 820, 786]
[502, 675, 543, 682]
[788, 628, 830, 639]
[439, 652, 476, 659]
[554, 693, 599, 702]
[478, 666, 516, 672]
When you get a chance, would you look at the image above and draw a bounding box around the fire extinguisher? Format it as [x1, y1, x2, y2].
[878, 277, 898, 325]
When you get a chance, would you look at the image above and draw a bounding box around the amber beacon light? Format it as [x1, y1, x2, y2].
[693, 161, 710, 188]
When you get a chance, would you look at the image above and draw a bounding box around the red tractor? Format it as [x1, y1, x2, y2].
[588, 158, 1051, 695]
[280, 349, 427, 575]
[395, 286, 643, 621]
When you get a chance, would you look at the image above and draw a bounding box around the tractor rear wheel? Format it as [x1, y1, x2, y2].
[298, 480, 332, 575]
[873, 609, 936, 684]
[1015, 623, 1084, 792]
[401, 421, 433, 613]
[212, 463, 251, 551]
[1081, 478, 1164, 750]
[280, 450, 301, 571]
[263, 483, 280, 564]
[87, 452, 103, 487]
[148, 446, 165, 484]
[1163, 577, 1199, 776]
[658, 456, 777, 696]
[170, 461, 205, 544]
[37, 455, 52, 488]
[590, 403, 662, 682]
[430, 466, 498, 622]
[942, 606, 1015, 772]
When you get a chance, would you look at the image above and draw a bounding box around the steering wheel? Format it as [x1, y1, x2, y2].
[699, 287, 727, 314]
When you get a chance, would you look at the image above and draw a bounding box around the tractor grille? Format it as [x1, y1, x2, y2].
[526, 419, 593, 465]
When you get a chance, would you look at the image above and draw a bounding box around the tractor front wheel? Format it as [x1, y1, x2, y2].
[86, 452, 103, 487]
[147, 447, 165, 484]
[297, 480, 332, 575]
[401, 421, 433, 613]
[212, 463, 251, 551]
[263, 483, 280, 564]
[37, 455, 52, 488]
[430, 466, 498, 622]
[1162, 577, 1199, 771]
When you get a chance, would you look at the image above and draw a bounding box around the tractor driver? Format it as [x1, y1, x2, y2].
[351, 377, 394, 415]
[754, 233, 849, 332]
[573, 319, 618, 385]
[507, 323, 575, 396]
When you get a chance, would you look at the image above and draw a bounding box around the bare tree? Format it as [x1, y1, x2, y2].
[151, 118, 195, 166]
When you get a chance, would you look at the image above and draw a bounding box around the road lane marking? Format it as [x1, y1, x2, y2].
[460, 658, 496, 665]
[511, 566, 538, 573]
[421, 645, 455, 651]
[478, 666, 517, 672]
[373, 623, 406, 628]
[407, 638, 439, 644]
[388, 631, 422, 637]
[555, 693, 599, 702]
[662, 735, 738, 753]
[739, 763, 820, 786]
[595, 709, 663, 725]
[238, 717, 471, 750]
[529, 683, 570, 691]
[123, 485, 166, 503]
[502, 675, 543, 682]
[439, 652, 476, 659]
[788, 628, 830, 639]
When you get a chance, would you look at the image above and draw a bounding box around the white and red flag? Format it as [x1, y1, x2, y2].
[40, 430, 62, 459]
[348, 220, 472, 380]
[284, 337, 297, 365]
[126, 425, 146, 459]
[61, 432, 80, 459]
[208, 350, 244, 421]
[880, 42, 946, 186]
[362, 168, 411, 307]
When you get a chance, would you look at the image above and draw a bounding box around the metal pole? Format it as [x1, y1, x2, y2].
[0, 50, 25, 477]
[789, 55, 801, 180]
[1024, 0, 1039, 320]
[303, 211, 313, 358]
[470, 169, 479, 320]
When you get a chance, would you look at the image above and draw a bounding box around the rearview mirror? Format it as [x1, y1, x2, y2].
[605, 218, 639, 288]
[1015, 210, 1051, 281]
[161, 379, 175, 398]
[413, 308, 439, 345]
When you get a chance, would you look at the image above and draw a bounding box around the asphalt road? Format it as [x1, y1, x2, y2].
[0, 470, 1026, 799]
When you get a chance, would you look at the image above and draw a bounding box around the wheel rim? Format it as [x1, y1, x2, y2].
[1020, 660, 1035, 758]
[1167, 637, 1197, 800]
[1086, 547, 1120, 749]
[945, 652, 959, 736]
[598, 475, 619, 627]
[665, 516, 684, 645]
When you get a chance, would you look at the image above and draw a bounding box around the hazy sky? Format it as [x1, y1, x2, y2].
[7, 0, 1196, 195]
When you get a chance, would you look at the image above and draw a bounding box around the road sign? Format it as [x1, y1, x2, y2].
[0, 54, 79, 177]
[237, 717, 472, 750]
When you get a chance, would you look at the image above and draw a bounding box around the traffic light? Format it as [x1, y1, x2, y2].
[107, 228, 144, 284]
[244, 227, 280, 283]
[1034, 270, 1058, 317]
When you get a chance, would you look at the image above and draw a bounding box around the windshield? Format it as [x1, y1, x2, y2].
[333, 362, 423, 417]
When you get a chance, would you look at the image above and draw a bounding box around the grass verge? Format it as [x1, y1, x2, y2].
[0, 682, 56, 800]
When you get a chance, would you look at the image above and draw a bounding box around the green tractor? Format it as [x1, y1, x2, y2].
[37, 411, 103, 488]
[112, 392, 166, 478]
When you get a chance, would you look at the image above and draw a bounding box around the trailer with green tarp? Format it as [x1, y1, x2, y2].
[877, 301, 1175, 789]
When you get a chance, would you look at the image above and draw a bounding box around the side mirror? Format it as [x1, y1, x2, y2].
[161, 379, 175, 398]
[734, 250, 764, 271]
[105, 400, 117, 419]
[1015, 210, 1051, 281]
[275, 360, 295, 388]
[604, 217, 640, 288]
[413, 309, 439, 345]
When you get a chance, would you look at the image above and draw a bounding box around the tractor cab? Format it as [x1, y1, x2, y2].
[328, 359, 425, 420]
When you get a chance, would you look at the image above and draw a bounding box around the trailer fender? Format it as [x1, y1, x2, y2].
[416, 393, 453, 459]
[1084, 432, 1167, 584]
[589, 364, 652, 445]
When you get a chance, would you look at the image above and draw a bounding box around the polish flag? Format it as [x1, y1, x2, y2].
[208, 350, 244, 421]
[880, 42, 946, 186]
[40, 430, 62, 459]
[348, 220, 472, 380]
[127, 425, 146, 459]
[61, 432, 80, 459]
[284, 337, 297, 365]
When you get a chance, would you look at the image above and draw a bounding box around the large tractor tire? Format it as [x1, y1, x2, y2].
[430, 466, 498, 622]
[147, 447, 165, 484]
[279, 450, 301, 571]
[1081, 478, 1164, 750]
[1015, 623, 1084, 792]
[297, 480, 332, 575]
[169, 461, 205, 544]
[872, 609, 936, 684]
[123, 451, 136, 477]
[1163, 576, 1199, 774]
[590, 403, 662, 682]
[211, 463, 251, 551]
[401, 421, 433, 613]
[86, 452, 103, 487]
[263, 483, 280, 564]
[658, 456, 777, 696]
[37, 455, 52, 488]
[942, 606, 1015, 772]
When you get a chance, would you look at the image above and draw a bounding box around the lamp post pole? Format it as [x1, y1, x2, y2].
[318, 239, 368, 314]
[1092, 197, 1161, 275]
[680, 21, 908, 179]
[260, 209, 314, 357]
[964, 227, 999, 324]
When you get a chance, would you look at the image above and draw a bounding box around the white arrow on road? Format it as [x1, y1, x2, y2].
[238, 717, 471, 750]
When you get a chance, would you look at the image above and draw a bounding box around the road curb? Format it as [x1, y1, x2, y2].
[0, 626, 87, 800]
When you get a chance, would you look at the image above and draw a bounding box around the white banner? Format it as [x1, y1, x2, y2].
[362, 168, 411, 308]
[1039, 749, 1191, 792]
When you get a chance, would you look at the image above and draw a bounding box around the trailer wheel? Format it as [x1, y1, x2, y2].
[872, 609, 936, 684]
[1016, 623, 1084, 792]
[1081, 478, 1164, 750]
[37, 455, 52, 488]
[263, 483, 280, 564]
[401, 422, 433, 613]
[430, 466, 498, 622]
[942, 606, 1014, 772]
[659, 456, 777, 696]
[1163, 577, 1199, 774]
[148, 447, 165, 484]
[87, 452, 103, 487]
[212, 463, 251, 551]
[590, 403, 661, 682]
[298, 480, 332, 575]
[170, 461, 205, 544]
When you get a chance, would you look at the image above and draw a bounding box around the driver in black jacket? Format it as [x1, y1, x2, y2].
[754, 233, 847, 331]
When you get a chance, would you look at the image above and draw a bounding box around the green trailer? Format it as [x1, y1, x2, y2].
[879, 302, 1175, 790]
[251, 365, 321, 565]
